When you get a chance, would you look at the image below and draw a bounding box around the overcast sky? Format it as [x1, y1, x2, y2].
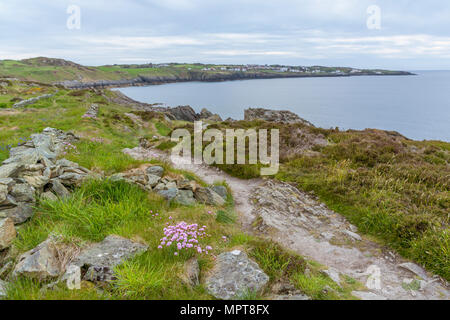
[1, 0, 449, 69]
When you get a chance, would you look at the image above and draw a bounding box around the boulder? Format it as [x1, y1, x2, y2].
[71, 235, 148, 283]
[0, 218, 16, 250]
[145, 166, 164, 177]
[174, 190, 196, 206]
[157, 188, 178, 201]
[177, 179, 199, 192]
[211, 185, 228, 200]
[195, 187, 225, 206]
[205, 250, 269, 300]
[13, 237, 63, 280]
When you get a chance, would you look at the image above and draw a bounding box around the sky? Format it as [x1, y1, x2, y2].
[0, 0, 449, 70]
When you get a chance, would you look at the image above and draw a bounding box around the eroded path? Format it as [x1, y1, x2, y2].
[124, 146, 449, 300]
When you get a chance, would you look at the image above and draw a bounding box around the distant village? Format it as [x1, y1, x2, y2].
[112, 62, 385, 75]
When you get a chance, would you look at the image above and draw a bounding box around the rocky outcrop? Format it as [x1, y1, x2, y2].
[205, 250, 269, 300]
[0, 128, 94, 224]
[13, 93, 55, 108]
[165, 106, 222, 122]
[244, 108, 313, 125]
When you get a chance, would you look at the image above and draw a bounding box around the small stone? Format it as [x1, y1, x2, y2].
[343, 230, 362, 241]
[322, 267, 341, 286]
[146, 174, 161, 188]
[51, 179, 71, 198]
[10, 183, 35, 203]
[1, 203, 34, 224]
[0, 163, 22, 179]
[146, 166, 164, 177]
[211, 185, 228, 200]
[41, 191, 58, 202]
[182, 258, 200, 287]
[165, 181, 177, 190]
[0, 218, 16, 250]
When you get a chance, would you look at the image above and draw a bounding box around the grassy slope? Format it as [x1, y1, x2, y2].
[1, 82, 360, 300]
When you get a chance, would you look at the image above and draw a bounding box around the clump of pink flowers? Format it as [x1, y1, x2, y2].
[89, 137, 104, 144]
[61, 141, 77, 155]
[158, 221, 212, 256]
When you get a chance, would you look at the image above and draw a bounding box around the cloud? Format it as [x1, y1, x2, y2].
[0, 0, 450, 69]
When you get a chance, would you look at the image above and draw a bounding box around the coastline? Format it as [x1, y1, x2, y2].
[57, 71, 414, 89]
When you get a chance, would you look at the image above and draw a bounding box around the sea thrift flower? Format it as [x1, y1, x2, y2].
[158, 221, 212, 256]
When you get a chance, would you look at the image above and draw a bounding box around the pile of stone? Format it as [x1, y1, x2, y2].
[82, 104, 99, 119]
[110, 165, 227, 207]
[0, 128, 95, 250]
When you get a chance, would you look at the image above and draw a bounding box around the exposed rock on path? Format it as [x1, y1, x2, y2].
[123, 146, 450, 300]
[205, 250, 269, 300]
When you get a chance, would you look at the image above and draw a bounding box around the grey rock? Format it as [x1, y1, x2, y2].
[322, 267, 341, 286]
[343, 230, 362, 241]
[0, 184, 8, 203]
[145, 166, 164, 177]
[50, 179, 70, 198]
[0, 218, 16, 250]
[205, 250, 269, 300]
[182, 258, 200, 287]
[165, 181, 178, 190]
[57, 173, 84, 187]
[109, 173, 125, 182]
[10, 183, 35, 203]
[398, 262, 429, 280]
[146, 174, 161, 188]
[153, 183, 165, 192]
[22, 174, 49, 189]
[174, 190, 196, 206]
[195, 187, 225, 206]
[1, 203, 34, 224]
[72, 235, 147, 282]
[0, 163, 22, 179]
[13, 237, 62, 280]
[41, 191, 58, 202]
[177, 179, 199, 192]
[211, 185, 228, 200]
[352, 291, 387, 300]
[157, 188, 178, 201]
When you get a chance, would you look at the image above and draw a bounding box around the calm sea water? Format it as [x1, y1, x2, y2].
[117, 71, 450, 141]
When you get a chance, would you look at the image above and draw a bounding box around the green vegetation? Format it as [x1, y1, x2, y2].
[206, 121, 450, 280]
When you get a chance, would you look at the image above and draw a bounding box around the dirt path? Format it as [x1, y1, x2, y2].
[124, 146, 449, 300]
